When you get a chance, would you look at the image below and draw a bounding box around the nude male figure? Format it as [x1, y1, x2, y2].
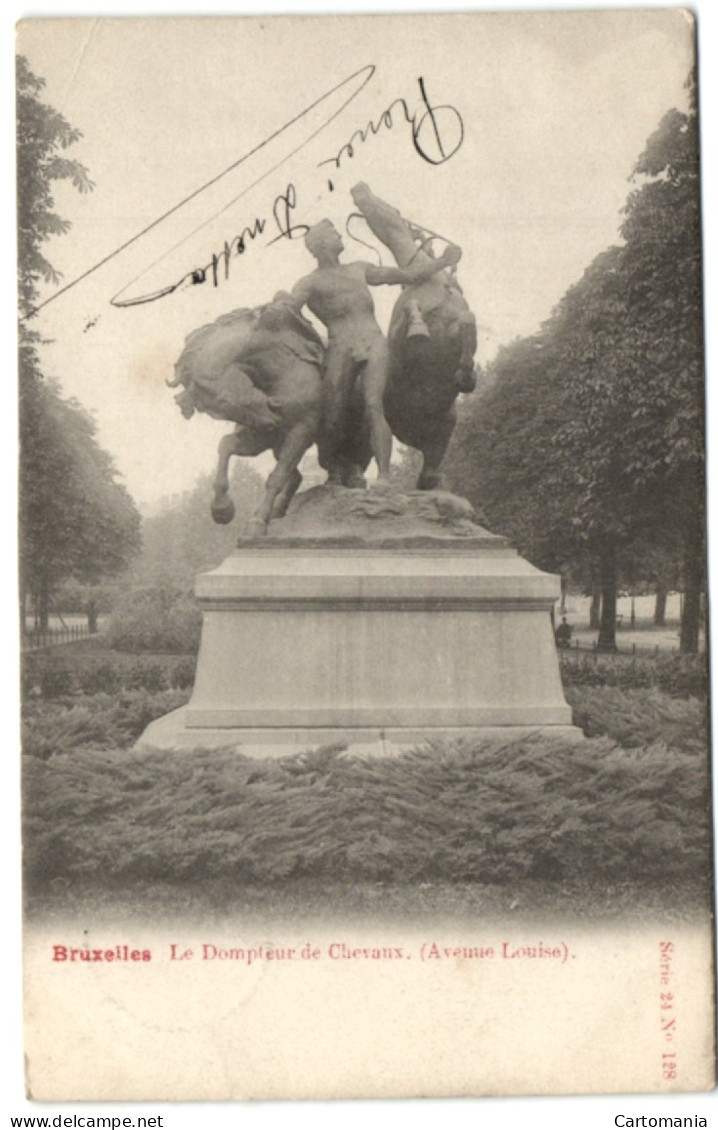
[281, 219, 460, 485]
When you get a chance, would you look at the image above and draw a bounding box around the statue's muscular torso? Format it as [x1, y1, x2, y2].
[299, 263, 384, 359]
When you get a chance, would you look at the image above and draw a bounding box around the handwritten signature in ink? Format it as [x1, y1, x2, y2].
[180, 183, 308, 294]
[24, 67, 464, 317]
[318, 76, 464, 179]
[178, 77, 464, 303]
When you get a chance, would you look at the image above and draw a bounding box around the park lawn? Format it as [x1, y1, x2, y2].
[24, 874, 710, 927]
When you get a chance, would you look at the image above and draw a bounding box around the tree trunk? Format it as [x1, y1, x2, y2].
[680, 556, 702, 654]
[87, 601, 98, 634]
[654, 585, 667, 627]
[589, 585, 601, 629]
[560, 575, 568, 615]
[38, 575, 50, 633]
[596, 542, 618, 652]
[20, 566, 28, 638]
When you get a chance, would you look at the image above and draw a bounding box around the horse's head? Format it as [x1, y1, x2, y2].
[350, 181, 371, 209]
[349, 183, 417, 267]
[351, 181, 402, 217]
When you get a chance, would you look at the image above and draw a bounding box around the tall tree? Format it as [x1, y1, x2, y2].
[618, 75, 704, 652]
[445, 254, 633, 651]
[539, 247, 638, 651]
[445, 331, 570, 568]
[17, 56, 140, 629]
[445, 77, 704, 653]
[20, 343, 141, 626]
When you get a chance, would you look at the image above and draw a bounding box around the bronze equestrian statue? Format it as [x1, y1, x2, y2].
[168, 184, 477, 531]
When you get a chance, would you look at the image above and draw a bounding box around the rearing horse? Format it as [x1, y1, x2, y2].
[350, 182, 478, 490]
[169, 298, 325, 536]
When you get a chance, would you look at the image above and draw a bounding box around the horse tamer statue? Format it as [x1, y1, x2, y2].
[169, 184, 478, 532]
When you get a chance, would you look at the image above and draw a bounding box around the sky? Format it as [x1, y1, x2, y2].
[15, 8, 695, 508]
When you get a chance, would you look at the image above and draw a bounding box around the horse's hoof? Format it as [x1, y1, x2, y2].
[418, 474, 443, 492]
[245, 518, 268, 539]
[368, 477, 395, 494]
[211, 498, 236, 524]
[342, 467, 367, 490]
[456, 365, 478, 393]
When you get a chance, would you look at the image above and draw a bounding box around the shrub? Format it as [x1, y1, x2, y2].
[22, 654, 74, 699]
[21, 646, 198, 700]
[122, 660, 168, 693]
[22, 688, 190, 759]
[22, 704, 127, 759]
[106, 586, 202, 654]
[566, 685, 707, 752]
[76, 660, 124, 696]
[21, 652, 44, 698]
[169, 655, 197, 689]
[559, 650, 707, 698]
[22, 726, 711, 889]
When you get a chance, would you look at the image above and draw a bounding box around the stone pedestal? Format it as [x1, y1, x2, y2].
[137, 489, 578, 754]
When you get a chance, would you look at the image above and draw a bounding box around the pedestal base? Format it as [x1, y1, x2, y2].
[137, 532, 580, 756]
[137, 706, 584, 757]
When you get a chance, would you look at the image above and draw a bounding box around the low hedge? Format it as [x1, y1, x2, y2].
[22, 678, 707, 762]
[559, 649, 707, 698]
[22, 727, 711, 888]
[25, 643, 705, 705]
[22, 650, 197, 701]
[21, 680, 710, 890]
[105, 586, 202, 654]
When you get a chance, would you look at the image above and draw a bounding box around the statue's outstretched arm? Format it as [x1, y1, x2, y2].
[364, 245, 461, 288]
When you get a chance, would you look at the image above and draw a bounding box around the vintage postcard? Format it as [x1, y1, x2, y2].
[16, 8, 715, 1106]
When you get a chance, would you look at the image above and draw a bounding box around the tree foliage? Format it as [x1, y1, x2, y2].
[129, 465, 265, 592]
[20, 340, 141, 620]
[446, 332, 567, 566]
[445, 76, 704, 652]
[18, 57, 140, 627]
[619, 86, 704, 651]
[17, 54, 93, 317]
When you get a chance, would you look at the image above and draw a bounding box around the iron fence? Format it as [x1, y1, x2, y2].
[22, 623, 93, 651]
[557, 637, 678, 660]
